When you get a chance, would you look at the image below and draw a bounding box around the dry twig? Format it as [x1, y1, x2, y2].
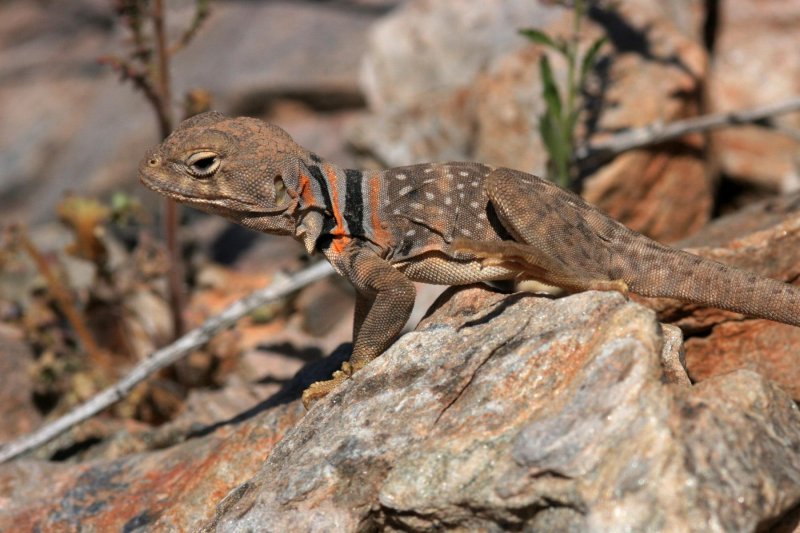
[0, 261, 334, 464]
[576, 96, 800, 162]
[14, 227, 111, 369]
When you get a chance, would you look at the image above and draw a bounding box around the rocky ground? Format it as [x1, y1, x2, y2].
[1, 0, 799, 531]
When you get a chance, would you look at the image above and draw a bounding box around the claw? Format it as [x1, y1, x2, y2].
[301, 362, 355, 410]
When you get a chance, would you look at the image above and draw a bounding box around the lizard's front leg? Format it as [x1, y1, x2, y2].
[302, 244, 415, 408]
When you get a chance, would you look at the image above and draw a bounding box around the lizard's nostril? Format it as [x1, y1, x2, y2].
[148, 157, 160, 167]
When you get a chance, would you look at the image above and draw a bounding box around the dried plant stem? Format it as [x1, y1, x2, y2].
[150, 0, 185, 337]
[169, 0, 210, 55]
[0, 261, 335, 464]
[576, 96, 800, 162]
[16, 229, 111, 369]
[151, 0, 173, 137]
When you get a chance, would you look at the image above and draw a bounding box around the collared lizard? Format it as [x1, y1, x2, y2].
[139, 111, 800, 407]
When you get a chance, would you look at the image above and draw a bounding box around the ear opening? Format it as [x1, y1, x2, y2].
[274, 174, 288, 206]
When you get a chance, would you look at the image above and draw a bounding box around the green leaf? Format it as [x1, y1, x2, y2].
[567, 107, 581, 139]
[519, 28, 558, 49]
[539, 55, 562, 120]
[539, 111, 569, 185]
[580, 36, 607, 80]
[539, 113, 558, 158]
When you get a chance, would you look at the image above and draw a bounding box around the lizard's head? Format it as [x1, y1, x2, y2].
[139, 111, 305, 233]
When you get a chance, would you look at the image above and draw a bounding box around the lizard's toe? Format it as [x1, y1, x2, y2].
[301, 364, 354, 410]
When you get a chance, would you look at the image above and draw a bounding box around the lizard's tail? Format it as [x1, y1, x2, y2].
[621, 242, 800, 327]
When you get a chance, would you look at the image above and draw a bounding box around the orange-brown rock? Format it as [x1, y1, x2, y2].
[640, 192, 800, 400]
[707, 0, 800, 190]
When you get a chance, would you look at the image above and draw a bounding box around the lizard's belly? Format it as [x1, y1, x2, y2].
[394, 252, 518, 285]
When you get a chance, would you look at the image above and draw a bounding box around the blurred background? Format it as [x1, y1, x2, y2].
[0, 0, 799, 455]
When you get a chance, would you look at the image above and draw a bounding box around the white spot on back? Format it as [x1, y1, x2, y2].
[471, 181, 479, 187]
[456, 183, 464, 190]
[444, 197, 452, 206]
[424, 192, 435, 200]
[405, 229, 416, 237]
[460, 228, 472, 236]
[459, 171, 469, 177]
[410, 203, 423, 210]
[396, 173, 407, 180]
[478, 212, 488, 220]
[424, 167, 434, 174]
[459, 192, 465, 199]
[393, 209, 401, 215]
[469, 201, 479, 208]
[399, 185, 413, 196]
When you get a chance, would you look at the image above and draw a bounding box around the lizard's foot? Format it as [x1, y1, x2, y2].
[301, 362, 354, 410]
[587, 278, 629, 298]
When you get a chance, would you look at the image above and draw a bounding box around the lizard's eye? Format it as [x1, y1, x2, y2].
[185, 151, 220, 178]
[274, 175, 287, 206]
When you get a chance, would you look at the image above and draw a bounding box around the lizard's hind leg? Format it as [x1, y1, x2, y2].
[478, 167, 630, 295]
[452, 238, 629, 295]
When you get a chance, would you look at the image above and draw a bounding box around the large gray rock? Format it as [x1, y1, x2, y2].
[2, 287, 798, 531]
[360, 0, 563, 109]
[206, 287, 800, 532]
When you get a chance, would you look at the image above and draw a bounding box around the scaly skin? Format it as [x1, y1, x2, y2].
[139, 111, 800, 407]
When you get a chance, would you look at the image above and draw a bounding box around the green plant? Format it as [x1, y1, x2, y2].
[520, 0, 605, 188]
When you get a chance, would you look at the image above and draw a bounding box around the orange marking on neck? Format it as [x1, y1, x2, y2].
[324, 165, 351, 253]
[298, 174, 317, 207]
[369, 173, 390, 246]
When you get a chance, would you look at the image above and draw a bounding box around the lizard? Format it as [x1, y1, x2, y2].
[139, 111, 800, 408]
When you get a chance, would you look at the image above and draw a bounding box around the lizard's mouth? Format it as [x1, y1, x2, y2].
[139, 169, 292, 216]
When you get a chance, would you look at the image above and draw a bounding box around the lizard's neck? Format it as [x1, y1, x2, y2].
[291, 155, 341, 254]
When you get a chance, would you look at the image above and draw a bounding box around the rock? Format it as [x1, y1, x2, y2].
[2, 287, 799, 530]
[206, 287, 799, 531]
[660, 323, 691, 387]
[636, 193, 800, 400]
[352, 0, 712, 241]
[707, 0, 800, 191]
[0, 402, 306, 531]
[359, 0, 564, 110]
[684, 320, 800, 401]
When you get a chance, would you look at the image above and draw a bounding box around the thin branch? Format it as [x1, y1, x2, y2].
[168, 0, 211, 56]
[0, 261, 335, 464]
[98, 55, 163, 123]
[14, 228, 112, 369]
[151, 0, 173, 136]
[150, 0, 187, 339]
[575, 96, 800, 162]
[772, 123, 800, 144]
